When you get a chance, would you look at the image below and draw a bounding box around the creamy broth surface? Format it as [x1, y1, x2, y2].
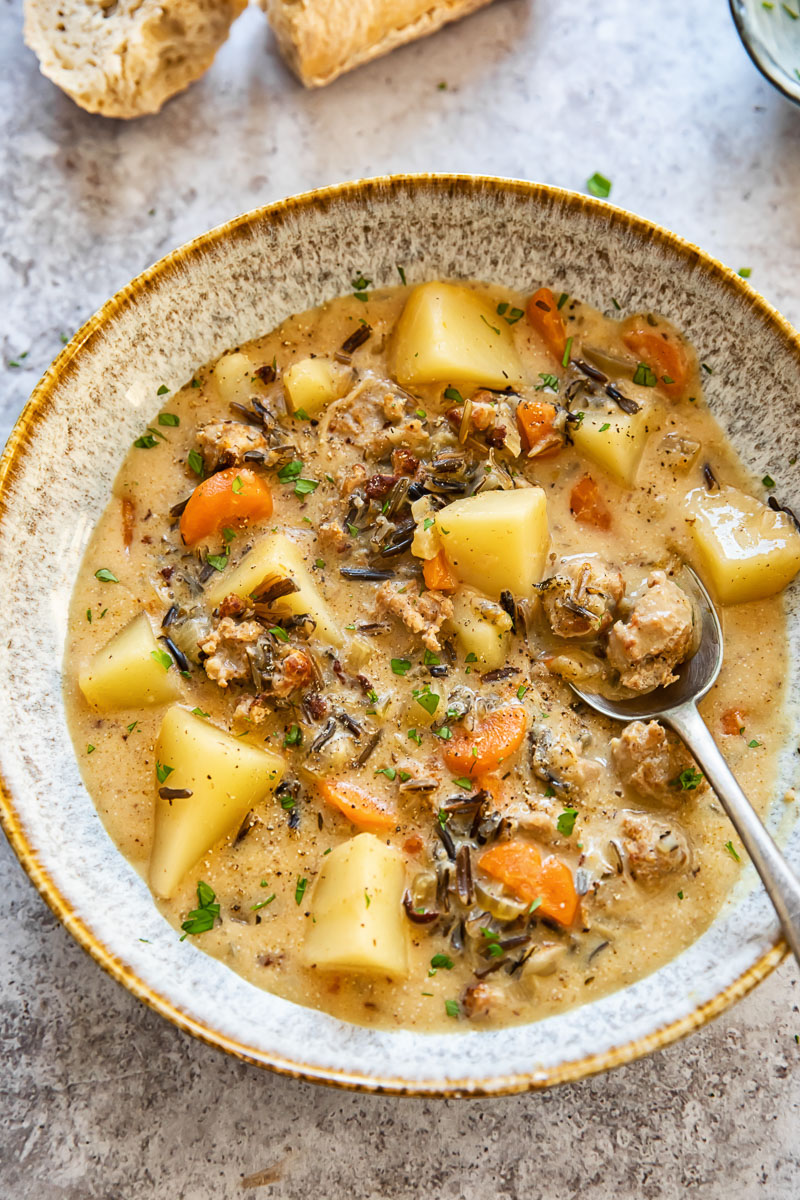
[64, 281, 793, 1032]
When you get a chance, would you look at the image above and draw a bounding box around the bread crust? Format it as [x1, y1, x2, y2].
[24, 0, 247, 118]
[261, 0, 496, 87]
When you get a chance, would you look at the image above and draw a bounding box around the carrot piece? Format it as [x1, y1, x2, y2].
[525, 287, 568, 361]
[721, 707, 746, 736]
[479, 840, 579, 926]
[180, 466, 273, 545]
[622, 323, 689, 398]
[443, 705, 528, 775]
[423, 549, 458, 593]
[569, 475, 611, 530]
[317, 779, 396, 832]
[476, 773, 505, 807]
[516, 398, 561, 457]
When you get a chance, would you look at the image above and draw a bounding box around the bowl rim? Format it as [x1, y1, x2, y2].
[0, 171, 792, 1097]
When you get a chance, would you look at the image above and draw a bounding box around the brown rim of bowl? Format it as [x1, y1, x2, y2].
[0, 173, 794, 1097]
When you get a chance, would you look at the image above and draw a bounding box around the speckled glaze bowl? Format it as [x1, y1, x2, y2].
[2, 175, 799, 1097]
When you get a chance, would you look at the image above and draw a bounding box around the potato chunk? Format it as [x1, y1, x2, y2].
[205, 532, 342, 646]
[149, 707, 285, 899]
[392, 282, 524, 389]
[685, 485, 800, 603]
[432, 488, 549, 599]
[283, 357, 345, 417]
[571, 406, 649, 486]
[302, 834, 408, 977]
[450, 588, 512, 669]
[78, 613, 181, 710]
[213, 351, 257, 407]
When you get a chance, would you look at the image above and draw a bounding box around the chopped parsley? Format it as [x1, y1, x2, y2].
[284, 724, 302, 748]
[586, 172, 612, 199]
[295, 877, 308, 905]
[94, 568, 118, 583]
[150, 648, 172, 671]
[423, 650, 440, 666]
[536, 373, 559, 392]
[516, 684, 528, 700]
[87, 744, 95, 754]
[464, 652, 478, 663]
[748, 738, 762, 748]
[423, 517, 435, 531]
[206, 553, 227, 572]
[672, 767, 704, 790]
[724, 840, 741, 862]
[156, 384, 170, 396]
[133, 432, 159, 449]
[431, 953, 454, 970]
[413, 686, 440, 716]
[562, 337, 573, 368]
[315, 558, 326, 569]
[278, 459, 304, 483]
[269, 626, 290, 642]
[397, 265, 407, 285]
[188, 448, 204, 477]
[528, 898, 542, 914]
[763, 474, 775, 488]
[556, 808, 578, 836]
[738, 267, 752, 278]
[444, 999, 460, 1019]
[158, 412, 179, 426]
[480, 314, 501, 335]
[408, 728, 422, 746]
[180, 881, 220, 939]
[391, 658, 412, 676]
[444, 386, 464, 404]
[557, 292, 569, 309]
[191, 707, 210, 718]
[433, 725, 452, 740]
[633, 362, 658, 387]
[156, 761, 174, 784]
[453, 777, 473, 790]
[677, 890, 684, 900]
[231, 474, 244, 494]
[251, 894, 276, 911]
[294, 477, 319, 497]
[375, 766, 397, 781]
[504, 306, 524, 325]
[599, 422, 610, 432]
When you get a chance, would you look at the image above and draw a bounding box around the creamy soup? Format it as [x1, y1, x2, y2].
[64, 279, 800, 1032]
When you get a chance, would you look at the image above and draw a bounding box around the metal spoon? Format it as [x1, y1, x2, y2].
[569, 567, 800, 964]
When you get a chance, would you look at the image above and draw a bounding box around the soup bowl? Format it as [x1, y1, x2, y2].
[1, 175, 799, 1096]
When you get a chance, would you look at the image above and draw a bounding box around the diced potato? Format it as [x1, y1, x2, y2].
[685, 485, 800, 604]
[283, 357, 346, 417]
[78, 613, 182, 710]
[571, 405, 649, 486]
[149, 707, 285, 899]
[406, 681, 444, 729]
[450, 589, 512, 669]
[392, 281, 524, 389]
[302, 834, 408, 977]
[213, 351, 259, 407]
[433, 487, 549, 599]
[204, 532, 342, 646]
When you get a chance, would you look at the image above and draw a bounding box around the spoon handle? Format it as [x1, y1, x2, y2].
[666, 700, 800, 966]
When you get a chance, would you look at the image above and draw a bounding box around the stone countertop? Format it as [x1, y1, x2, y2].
[2, 2, 800, 1197]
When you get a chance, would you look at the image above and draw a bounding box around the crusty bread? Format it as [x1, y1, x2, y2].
[260, 0, 496, 88]
[24, 0, 247, 118]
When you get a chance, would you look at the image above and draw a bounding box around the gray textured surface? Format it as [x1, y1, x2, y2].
[2, 0, 800, 1196]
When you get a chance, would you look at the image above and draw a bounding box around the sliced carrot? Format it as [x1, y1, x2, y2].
[476, 773, 505, 807]
[180, 466, 273, 546]
[525, 287, 568, 362]
[443, 705, 528, 775]
[423, 549, 458, 593]
[622, 322, 689, 398]
[721, 707, 746, 736]
[516, 398, 561, 457]
[479, 840, 579, 926]
[569, 475, 611, 530]
[317, 778, 396, 832]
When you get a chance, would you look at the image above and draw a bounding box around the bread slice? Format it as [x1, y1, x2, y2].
[24, 0, 247, 118]
[260, 0, 496, 88]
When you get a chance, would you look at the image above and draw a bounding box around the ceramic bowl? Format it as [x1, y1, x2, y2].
[1, 175, 799, 1097]
[730, 0, 800, 107]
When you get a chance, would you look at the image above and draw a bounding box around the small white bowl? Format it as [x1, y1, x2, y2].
[1, 175, 798, 1096]
[730, 0, 800, 107]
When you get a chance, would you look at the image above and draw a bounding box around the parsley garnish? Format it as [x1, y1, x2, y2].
[431, 953, 454, 970]
[556, 808, 578, 836]
[444, 386, 464, 404]
[180, 881, 220, 938]
[294, 478, 319, 497]
[231, 475, 244, 494]
[738, 267, 752, 278]
[295, 877, 308, 905]
[724, 840, 741, 862]
[391, 658, 412, 676]
[536, 373, 559, 392]
[375, 766, 397, 781]
[633, 362, 658, 387]
[763, 474, 775, 488]
[408, 728, 422, 746]
[94, 568, 118, 583]
[516, 684, 528, 700]
[156, 761, 174, 783]
[444, 999, 460, 1019]
[87, 744, 95, 754]
[672, 767, 704, 790]
[188, 449, 204, 477]
[562, 337, 573, 368]
[133, 431, 161, 449]
[156, 384, 170, 396]
[158, 412, 179, 426]
[150, 648, 172, 671]
[586, 172, 612, 198]
[278, 459, 304, 483]
[269, 626, 290, 642]
[453, 777, 472, 790]
[284, 724, 302, 748]
[397, 265, 407, 285]
[423, 517, 435, 531]
[206, 554, 227, 572]
[314, 558, 325, 569]
[748, 738, 762, 748]
[557, 292, 569, 309]
[480, 314, 501, 335]
[251, 894, 276, 911]
[191, 707, 210, 718]
[464, 652, 478, 663]
[599, 422, 610, 432]
[413, 686, 439, 716]
[423, 650, 440, 666]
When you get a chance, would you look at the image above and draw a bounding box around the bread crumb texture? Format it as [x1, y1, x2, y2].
[24, 0, 247, 118]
